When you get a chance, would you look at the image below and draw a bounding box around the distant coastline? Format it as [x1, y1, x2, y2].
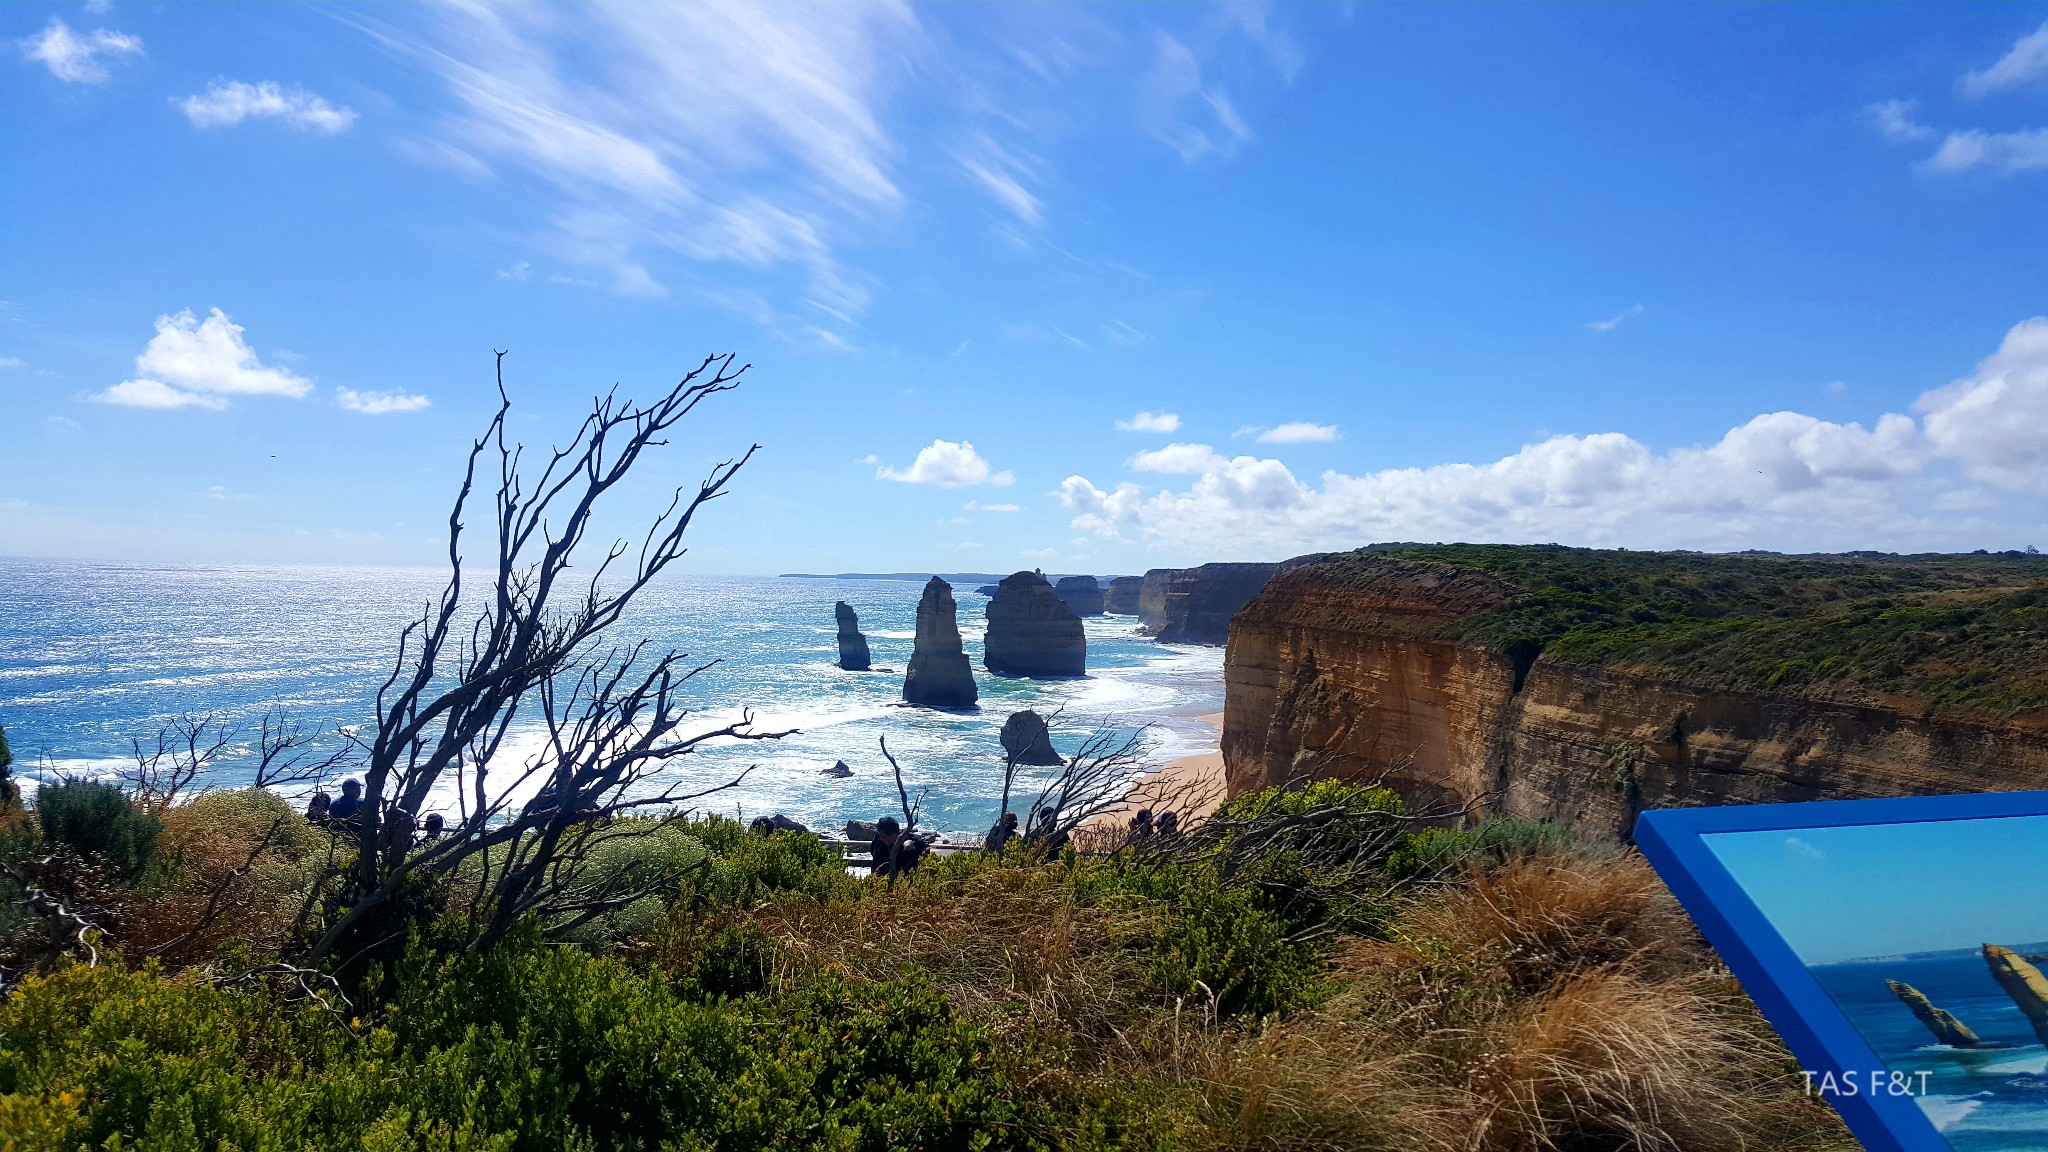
[778, 571, 1091, 583]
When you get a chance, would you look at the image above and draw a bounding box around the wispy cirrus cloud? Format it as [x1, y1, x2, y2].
[1961, 21, 2048, 98]
[93, 309, 310, 411]
[1588, 303, 1644, 333]
[18, 18, 139, 84]
[180, 80, 357, 133]
[336, 388, 429, 415]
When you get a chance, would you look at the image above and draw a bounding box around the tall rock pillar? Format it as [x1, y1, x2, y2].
[835, 601, 871, 671]
[984, 570, 1086, 677]
[903, 578, 978, 707]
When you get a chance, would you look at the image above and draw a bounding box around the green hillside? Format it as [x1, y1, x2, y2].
[1350, 544, 2048, 716]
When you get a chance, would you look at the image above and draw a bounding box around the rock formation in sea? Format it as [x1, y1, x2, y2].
[1000, 709, 1064, 766]
[1985, 945, 2048, 1046]
[1103, 576, 1144, 615]
[1220, 546, 2048, 839]
[902, 577, 978, 708]
[1053, 575, 1105, 616]
[821, 759, 853, 778]
[1887, 980, 1988, 1048]
[834, 601, 871, 671]
[983, 571, 1086, 677]
[976, 585, 1000, 597]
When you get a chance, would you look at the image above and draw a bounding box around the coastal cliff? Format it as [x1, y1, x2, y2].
[1103, 576, 1144, 615]
[985, 571, 1086, 677]
[1138, 562, 1298, 645]
[1223, 546, 2048, 838]
[1054, 575, 1105, 617]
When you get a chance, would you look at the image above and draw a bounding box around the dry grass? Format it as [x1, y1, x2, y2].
[1179, 852, 1853, 1152]
[121, 789, 332, 963]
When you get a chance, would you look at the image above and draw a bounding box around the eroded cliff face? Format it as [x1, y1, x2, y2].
[1224, 557, 2048, 839]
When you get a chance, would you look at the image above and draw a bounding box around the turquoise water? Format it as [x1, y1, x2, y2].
[0, 558, 1222, 838]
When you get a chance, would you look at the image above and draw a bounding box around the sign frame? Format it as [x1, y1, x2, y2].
[1635, 789, 2048, 1152]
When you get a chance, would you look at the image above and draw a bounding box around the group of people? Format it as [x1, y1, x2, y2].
[1124, 808, 1180, 843]
[303, 779, 446, 844]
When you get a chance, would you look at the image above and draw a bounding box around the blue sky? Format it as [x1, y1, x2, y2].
[1707, 816, 2048, 964]
[3, 2, 2047, 574]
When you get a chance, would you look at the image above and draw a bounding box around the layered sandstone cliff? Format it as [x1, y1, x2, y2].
[985, 571, 1086, 677]
[1224, 552, 2048, 839]
[1054, 575, 1105, 617]
[1103, 576, 1144, 615]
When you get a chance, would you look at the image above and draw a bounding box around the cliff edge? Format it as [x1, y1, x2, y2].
[1224, 546, 2048, 838]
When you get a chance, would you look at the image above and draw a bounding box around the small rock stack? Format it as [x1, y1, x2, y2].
[984, 570, 1085, 677]
[902, 577, 978, 707]
[835, 601, 871, 671]
[1000, 709, 1064, 765]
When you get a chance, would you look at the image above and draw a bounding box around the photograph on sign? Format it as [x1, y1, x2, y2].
[1705, 815, 2048, 1152]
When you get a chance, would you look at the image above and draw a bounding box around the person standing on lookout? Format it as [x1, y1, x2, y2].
[870, 815, 926, 878]
[328, 779, 364, 829]
[984, 810, 1020, 853]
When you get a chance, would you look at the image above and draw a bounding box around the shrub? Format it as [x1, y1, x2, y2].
[31, 779, 161, 881]
[1388, 816, 1607, 879]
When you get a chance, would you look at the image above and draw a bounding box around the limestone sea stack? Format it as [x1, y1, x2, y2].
[1054, 575, 1105, 616]
[984, 570, 1086, 677]
[835, 601, 871, 671]
[1886, 980, 1987, 1048]
[1103, 576, 1144, 615]
[1984, 945, 2048, 1046]
[902, 577, 978, 707]
[1000, 709, 1064, 766]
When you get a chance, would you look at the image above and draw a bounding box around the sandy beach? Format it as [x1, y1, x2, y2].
[1080, 713, 1228, 841]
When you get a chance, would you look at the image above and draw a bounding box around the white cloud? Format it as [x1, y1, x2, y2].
[1022, 546, 1058, 560]
[1922, 127, 2048, 175]
[1257, 421, 1341, 445]
[953, 132, 1044, 226]
[93, 308, 311, 410]
[1059, 320, 2048, 557]
[94, 378, 229, 410]
[336, 387, 430, 415]
[1588, 303, 1645, 332]
[179, 80, 357, 133]
[1962, 22, 2048, 98]
[1864, 99, 1936, 144]
[18, 19, 140, 84]
[958, 541, 984, 550]
[1130, 442, 1230, 474]
[964, 500, 1021, 512]
[0, 356, 21, 371]
[1116, 410, 1181, 434]
[1142, 31, 1254, 163]
[42, 415, 82, 432]
[876, 439, 1015, 487]
[1916, 317, 2048, 489]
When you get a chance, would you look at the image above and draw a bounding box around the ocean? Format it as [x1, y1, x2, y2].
[1813, 949, 2048, 1151]
[0, 558, 1224, 840]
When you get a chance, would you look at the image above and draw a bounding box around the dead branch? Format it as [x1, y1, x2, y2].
[252, 707, 354, 788]
[125, 712, 235, 811]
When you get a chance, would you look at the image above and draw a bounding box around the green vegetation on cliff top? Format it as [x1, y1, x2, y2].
[1357, 543, 2048, 716]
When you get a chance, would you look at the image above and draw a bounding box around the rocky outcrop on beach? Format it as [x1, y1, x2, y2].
[1985, 946, 2048, 1046]
[1103, 576, 1144, 615]
[984, 571, 1086, 677]
[902, 577, 978, 708]
[1001, 709, 1064, 766]
[1887, 980, 1987, 1048]
[1054, 576, 1105, 616]
[834, 601, 871, 671]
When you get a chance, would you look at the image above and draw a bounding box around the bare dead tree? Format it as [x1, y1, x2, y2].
[303, 352, 789, 966]
[877, 735, 926, 882]
[1020, 721, 1154, 846]
[252, 707, 355, 789]
[125, 712, 235, 811]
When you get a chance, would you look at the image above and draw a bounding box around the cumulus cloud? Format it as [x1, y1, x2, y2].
[179, 80, 357, 133]
[876, 439, 1015, 487]
[1116, 410, 1181, 433]
[1916, 317, 2048, 489]
[1962, 21, 2048, 98]
[1059, 319, 2048, 557]
[93, 308, 311, 410]
[18, 19, 140, 84]
[1255, 422, 1341, 445]
[336, 387, 430, 414]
